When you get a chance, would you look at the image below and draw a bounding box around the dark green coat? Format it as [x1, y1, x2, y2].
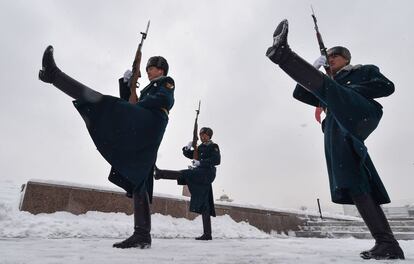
[178, 141, 221, 216]
[74, 76, 175, 201]
[293, 64, 393, 204]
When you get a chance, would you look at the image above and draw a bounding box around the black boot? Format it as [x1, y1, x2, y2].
[113, 191, 152, 249]
[352, 193, 404, 260]
[39, 45, 102, 101]
[154, 167, 181, 180]
[265, 20, 325, 93]
[265, 19, 290, 64]
[196, 212, 212, 241]
[153, 166, 162, 180]
[39, 45, 61, 83]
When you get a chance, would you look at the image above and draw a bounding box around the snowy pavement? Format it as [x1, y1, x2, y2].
[0, 179, 412, 263]
[1, 237, 411, 263]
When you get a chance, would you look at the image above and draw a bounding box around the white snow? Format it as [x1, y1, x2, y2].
[0, 178, 412, 263]
[23, 178, 362, 221]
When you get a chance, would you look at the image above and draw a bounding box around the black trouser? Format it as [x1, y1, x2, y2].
[201, 211, 212, 236]
[112, 188, 151, 248]
[52, 71, 103, 102]
[155, 169, 182, 180]
[351, 192, 397, 246]
[351, 192, 405, 259]
[132, 189, 151, 237]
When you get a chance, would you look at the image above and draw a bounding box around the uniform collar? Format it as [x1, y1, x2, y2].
[149, 75, 165, 83]
[141, 76, 165, 93]
[336, 64, 353, 74]
[334, 64, 362, 77]
[336, 64, 362, 74]
[201, 140, 213, 146]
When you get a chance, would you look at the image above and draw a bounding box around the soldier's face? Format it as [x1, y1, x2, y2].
[199, 132, 210, 143]
[147, 66, 164, 81]
[328, 54, 349, 74]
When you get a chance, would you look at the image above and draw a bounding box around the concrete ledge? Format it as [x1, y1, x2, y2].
[19, 180, 305, 234]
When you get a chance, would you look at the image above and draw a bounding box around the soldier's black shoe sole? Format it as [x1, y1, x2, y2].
[266, 19, 289, 62]
[195, 234, 212, 241]
[360, 243, 405, 260]
[113, 242, 151, 249]
[113, 233, 152, 249]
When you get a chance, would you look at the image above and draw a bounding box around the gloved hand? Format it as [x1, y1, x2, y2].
[123, 69, 133, 83]
[191, 160, 200, 167]
[312, 55, 327, 69]
[184, 141, 193, 150]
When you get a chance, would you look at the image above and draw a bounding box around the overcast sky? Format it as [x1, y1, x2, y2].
[1, 0, 413, 213]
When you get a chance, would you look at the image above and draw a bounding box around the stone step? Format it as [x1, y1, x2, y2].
[295, 231, 414, 240]
[305, 220, 414, 227]
[388, 217, 414, 221]
[301, 226, 414, 233]
[305, 221, 364, 226]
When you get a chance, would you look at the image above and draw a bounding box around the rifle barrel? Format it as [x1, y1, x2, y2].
[196, 100, 201, 115]
[140, 20, 151, 46]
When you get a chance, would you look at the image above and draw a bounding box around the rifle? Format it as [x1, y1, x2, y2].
[192, 100, 201, 160]
[311, 7, 331, 123]
[182, 101, 201, 197]
[311, 6, 332, 77]
[129, 20, 150, 104]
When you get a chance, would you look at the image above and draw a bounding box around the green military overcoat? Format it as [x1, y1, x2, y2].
[293, 64, 393, 204]
[74, 76, 175, 200]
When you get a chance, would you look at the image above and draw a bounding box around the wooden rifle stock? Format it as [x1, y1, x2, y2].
[182, 100, 201, 197]
[129, 20, 150, 104]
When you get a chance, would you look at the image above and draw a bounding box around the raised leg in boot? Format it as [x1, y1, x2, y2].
[39, 45, 102, 102]
[195, 212, 212, 241]
[265, 20, 379, 135]
[154, 166, 182, 180]
[352, 193, 404, 260]
[266, 20, 325, 94]
[113, 190, 152, 249]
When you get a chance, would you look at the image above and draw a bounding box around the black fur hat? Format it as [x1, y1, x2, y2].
[327, 46, 351, 63]
[146, 56, 169, 75]
[200, 127, 213, 138]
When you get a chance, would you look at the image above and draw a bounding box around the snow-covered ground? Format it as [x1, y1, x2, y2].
[0, 178, 412, 263]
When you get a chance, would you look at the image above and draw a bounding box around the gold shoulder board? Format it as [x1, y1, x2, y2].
[165, 82, 174, 89]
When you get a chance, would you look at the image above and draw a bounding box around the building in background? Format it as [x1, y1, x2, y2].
[216, 193, 233, 203]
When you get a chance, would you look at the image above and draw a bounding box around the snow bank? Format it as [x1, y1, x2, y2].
[1, 179, 269, 239]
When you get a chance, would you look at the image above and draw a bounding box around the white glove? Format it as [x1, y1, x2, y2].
[312, 55, 327, 69]
[123, 69, 133, 83]
[191, 160, 200, 167]
[184, 141, 193, 150]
